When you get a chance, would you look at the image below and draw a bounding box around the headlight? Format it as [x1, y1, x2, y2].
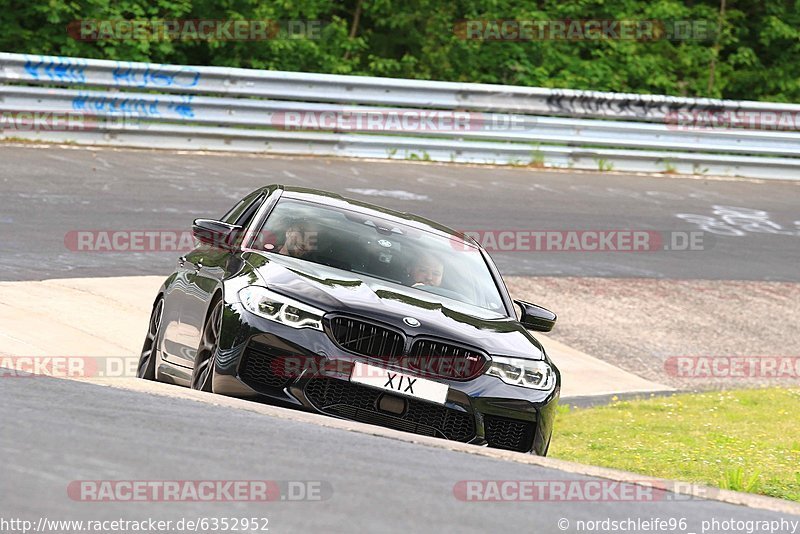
[239, 286, 324, 331]
[486, 356, 555, 390]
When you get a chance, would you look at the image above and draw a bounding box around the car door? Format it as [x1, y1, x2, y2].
[162, 189, 265, 368]
[158, 250, 196, 366]
[171, 191, 268, 368]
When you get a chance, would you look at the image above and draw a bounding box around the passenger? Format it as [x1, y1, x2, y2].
[409, 252, 444, 287]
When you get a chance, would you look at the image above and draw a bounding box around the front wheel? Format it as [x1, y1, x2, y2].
[138, 297, 164, 380]
[191, 299, 223, 392]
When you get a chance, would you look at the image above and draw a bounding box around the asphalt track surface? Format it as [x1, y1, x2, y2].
[1, 144, 799, 282]
[2, 144, 799, 531]
[3, 376, 798, 533]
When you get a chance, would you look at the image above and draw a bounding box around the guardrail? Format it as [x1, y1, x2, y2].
[2, 52, 800, 179]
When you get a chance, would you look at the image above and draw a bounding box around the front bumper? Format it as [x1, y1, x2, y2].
[213, 303, 561, 455]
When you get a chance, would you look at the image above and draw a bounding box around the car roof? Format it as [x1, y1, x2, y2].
[274, 185, 480, 249]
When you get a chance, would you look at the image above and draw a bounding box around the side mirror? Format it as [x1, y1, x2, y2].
[192, 219, 242, 250]
[513, 300, 557, 332]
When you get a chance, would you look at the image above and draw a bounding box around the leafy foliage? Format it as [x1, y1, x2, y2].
[1, 0, 798, 101]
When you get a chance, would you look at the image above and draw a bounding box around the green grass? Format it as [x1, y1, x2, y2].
[596, 158, 614, 171]
[552, 388, 800, 502]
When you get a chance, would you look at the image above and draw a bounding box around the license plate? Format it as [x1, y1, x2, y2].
[350, 361, 449, 405]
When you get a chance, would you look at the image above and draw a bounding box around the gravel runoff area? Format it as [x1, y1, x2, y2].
[505, 277, 800, 391]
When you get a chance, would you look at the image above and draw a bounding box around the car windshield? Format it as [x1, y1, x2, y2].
[256, 198, 506, 313]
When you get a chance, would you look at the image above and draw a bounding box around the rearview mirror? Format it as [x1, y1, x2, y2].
[513, 300, 557, 332]
[192, 219, 242, 250]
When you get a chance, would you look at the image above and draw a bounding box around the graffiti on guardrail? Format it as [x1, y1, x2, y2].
[111, 62, 201, 89]
[2, 52, 799, 179]
[71, 93, 195, 118]
[166, 96, 195, 118]
[19, 55, 201, 89]
[545, 90, 730, 119]
[23, 56, 86, 83]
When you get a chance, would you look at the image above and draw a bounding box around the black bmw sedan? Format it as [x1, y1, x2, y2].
[138, 185, 561, 455]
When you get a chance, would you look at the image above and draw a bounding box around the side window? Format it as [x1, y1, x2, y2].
[225, 193, 267, 249]
[221, 189, 262, 225]
[235, 193, 266, 230]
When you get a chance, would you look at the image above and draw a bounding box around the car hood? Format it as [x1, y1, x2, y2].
[244, 252, 545, 360]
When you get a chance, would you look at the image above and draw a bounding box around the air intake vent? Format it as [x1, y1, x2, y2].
[484, 414, 535, 452]
[239, 342, 294, 390]
[304, 378, 476, 442]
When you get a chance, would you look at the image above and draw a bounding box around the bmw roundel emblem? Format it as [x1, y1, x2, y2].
[403, 317, 421, 328]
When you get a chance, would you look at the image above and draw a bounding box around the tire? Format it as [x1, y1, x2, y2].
[138, 296, 164, 380]
[190, 298, 223, 392]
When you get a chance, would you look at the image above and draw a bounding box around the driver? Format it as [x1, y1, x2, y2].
[279, 219, 318, 259]
[409, 252, 444, 287]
